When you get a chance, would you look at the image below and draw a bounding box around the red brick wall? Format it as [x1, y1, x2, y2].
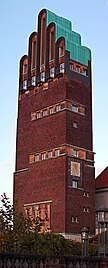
[14, 156, 66, 233]
[16, 77, 67, 171]
[65, 161, 95, 235]
[66, 79, 92, 151]
[14, 75, 95, 235]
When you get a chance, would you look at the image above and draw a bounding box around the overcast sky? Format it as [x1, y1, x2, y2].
[0, 0, 108, 200]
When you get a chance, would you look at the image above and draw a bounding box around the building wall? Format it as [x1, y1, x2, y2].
[14, 76, 95, 235]
[95, 189, 108, 210]
[14, 156, 66, 233]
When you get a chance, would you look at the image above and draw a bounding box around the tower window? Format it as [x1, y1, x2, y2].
[60, 63, 65, 73]
[31, 41, 36, 69]
[40, 72, 45, 82]
[42, 152, 46, 160]
[49, 29, 55, 61]
[75, 216, 78, 222]
[32, 76, 36, 86]
[50, 67, 54, 78]
[70, 64, 74, 71]
[82, 68, 87, 76]
[72, 105, 78, 113]
[48, 151, 52, 158]
[73, 149, 78, 157]
[49, 106, 54, 114]
[87, 192, 90, 197]
[73, 121, 78, 128]
[87, 207, 90, 213]
[56, 104, 61, 112]
[72, 180, 78, 188]
[37, 111, 41, 119]
[55, 149, 60, 157]
[35, 154, 39, 162]
[75, 65, 80, 73]
[43, 109, 48, 116]
[71, 216, 74, 222]
[23, 64, 27, 74]
[23, 80, 27, 90]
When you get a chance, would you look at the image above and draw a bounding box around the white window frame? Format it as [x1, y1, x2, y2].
[40, 71, 45, 82]
[75, 65, 80, 73]
[72, 180, 78, 188]
[50, 67, 54, 78]
[73, 121, 78, 128]
[72, 105, 78, 113]
[35, 154, 39, 162]
[42, 152, 46, 160]
[60, 63, 65, 73]
[56, 104, 61, 112]
[48, 151, 53, 158]
[70, 64, 74, 71]
[37, 111, 41, 119]
[43, 109, 48, 116]
[32, 76, 36, 86]
[73, 149, 78, 157]
[55, 149, 60, 157]
[23, 80, 27, 90]
[49, 106, 54, 114]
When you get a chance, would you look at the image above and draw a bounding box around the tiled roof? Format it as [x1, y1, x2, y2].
[95, 167, 108, 189]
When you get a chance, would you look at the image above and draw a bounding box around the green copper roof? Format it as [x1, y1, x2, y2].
[46, 9, 91, 66]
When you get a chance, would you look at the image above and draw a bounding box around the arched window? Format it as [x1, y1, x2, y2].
[40, 12, 46, 66]
[22, 58, 28, 74]
[49, 26, 55, 61]
[31, 35, 37, 70]
[19, 56, 28, 91]
[59, 40, 65, 58]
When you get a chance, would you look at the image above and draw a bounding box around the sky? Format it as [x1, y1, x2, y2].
[0, 0, 108, 201]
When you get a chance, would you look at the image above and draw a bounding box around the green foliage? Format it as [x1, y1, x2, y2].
[0, 193, 97, 256]
[88, 235, 98, 256]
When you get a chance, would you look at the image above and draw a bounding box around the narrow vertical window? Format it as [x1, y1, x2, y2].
[42, 152, 46, 160]
[59, 40, 65, 57]
[55, 149, 60, 157]
[23, 80, 27, 90]
[48, 151, 52, 158]
[49, 27, 55, 61]
[32, 76, 36, 86]
[60, 63, 65, 73]
[40, 13, 46, 65]
[56, 104, 61, 112]
[31, 41, 36, 69]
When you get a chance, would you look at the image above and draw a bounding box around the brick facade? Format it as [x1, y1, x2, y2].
[14, 9, 95, 238]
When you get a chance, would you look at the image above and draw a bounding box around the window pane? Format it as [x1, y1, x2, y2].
[49, 107, 54, 114]
[48, 151, 52, 158]
[42, 153, 46, 160]
[23, 80, 27, 90]
[40, 72, 45, 82]
[72, 105, 78, 113]
[37, 112, 41, 119]
[35, 154, 39, 162]
[56, 104, 61, 112]
[55, 149, 60, 157]
[60, 63, 64, 73]
[43, 109, 48, 116]
[50, 67, 54, 78]
[32, 76, 36, 86]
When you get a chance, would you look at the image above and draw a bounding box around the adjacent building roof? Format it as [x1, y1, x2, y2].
[95, 167, 108, 189]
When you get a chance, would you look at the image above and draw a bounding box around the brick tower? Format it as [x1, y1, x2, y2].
[14, 9, 95, 239]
